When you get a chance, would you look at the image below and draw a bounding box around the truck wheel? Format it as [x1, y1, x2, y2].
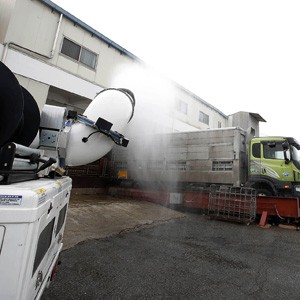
[256, 188, 272, 196]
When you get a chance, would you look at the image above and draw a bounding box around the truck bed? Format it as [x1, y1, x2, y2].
[112, 127, 247, 189]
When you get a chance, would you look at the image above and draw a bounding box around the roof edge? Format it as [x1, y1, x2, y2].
[39, 0, 140, 61]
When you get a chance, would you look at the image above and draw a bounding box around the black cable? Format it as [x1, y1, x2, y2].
[82, 130, 99, 143]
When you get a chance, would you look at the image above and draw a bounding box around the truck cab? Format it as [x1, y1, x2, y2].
[248, 137, 300, 196]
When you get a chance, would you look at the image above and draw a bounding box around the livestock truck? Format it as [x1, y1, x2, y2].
[112, 127, 300, 197]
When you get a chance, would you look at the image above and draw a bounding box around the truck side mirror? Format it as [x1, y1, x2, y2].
[282, 141, 290, 164]
[282, 141, 289, 150]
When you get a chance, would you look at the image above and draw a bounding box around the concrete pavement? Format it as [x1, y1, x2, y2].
[42, 194, 300, 299]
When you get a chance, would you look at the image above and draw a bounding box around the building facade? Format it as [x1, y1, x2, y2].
[0, 0, 265, 142]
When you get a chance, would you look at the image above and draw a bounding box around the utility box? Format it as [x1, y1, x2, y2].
[0, 177, 72, 300]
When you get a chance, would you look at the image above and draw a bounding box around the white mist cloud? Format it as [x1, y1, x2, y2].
[110, 64, 177, 138]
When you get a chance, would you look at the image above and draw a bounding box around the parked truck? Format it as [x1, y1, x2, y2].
[112, 127, 300, 197]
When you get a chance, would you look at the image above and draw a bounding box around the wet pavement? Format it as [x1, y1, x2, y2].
[42, 194, 300, 299]
[62, 193, 184, 250]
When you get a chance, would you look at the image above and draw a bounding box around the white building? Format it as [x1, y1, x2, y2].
[0, 0, 264, 138]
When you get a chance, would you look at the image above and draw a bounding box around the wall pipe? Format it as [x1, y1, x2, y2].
[1, 13, 63, 62]
[50, 13, 63, 57]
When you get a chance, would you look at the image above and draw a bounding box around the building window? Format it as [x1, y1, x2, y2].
[61, 37, 97, 69]
[80, 48, 97, 69]
[218, 121, 222, 128]
[199, 111, 209, 125]
[177, 100, 188, 115]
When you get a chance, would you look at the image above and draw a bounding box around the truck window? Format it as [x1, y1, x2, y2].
[291, 145, 300, 169]
[263, 143, 284, 160]
[252, 143, 261, 158]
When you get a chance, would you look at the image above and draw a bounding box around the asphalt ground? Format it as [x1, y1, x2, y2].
[42, 196, 300, 300]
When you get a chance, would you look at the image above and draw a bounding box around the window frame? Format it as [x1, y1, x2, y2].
[177, 100, 188, 115]
[60, 37, 98, 70]
[199, 111, 209, 125]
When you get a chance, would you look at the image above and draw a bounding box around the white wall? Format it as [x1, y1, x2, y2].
[0, 44, 102, 109]
[0, 0, 230, 133]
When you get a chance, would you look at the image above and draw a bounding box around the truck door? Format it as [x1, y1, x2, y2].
[261, 141, 294, 186]
[249, 141, 262, 176]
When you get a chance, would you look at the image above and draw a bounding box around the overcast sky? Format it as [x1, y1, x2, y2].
[52, 0, 300, 140]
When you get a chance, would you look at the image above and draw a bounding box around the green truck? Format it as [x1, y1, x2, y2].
[112, 127, 300, 197]
[249, 136, 300, 196]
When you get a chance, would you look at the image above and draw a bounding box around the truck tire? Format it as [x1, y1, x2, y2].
[256, 188, 272, 196]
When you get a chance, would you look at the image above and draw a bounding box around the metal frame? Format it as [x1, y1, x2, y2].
[208, 185, 256, 224]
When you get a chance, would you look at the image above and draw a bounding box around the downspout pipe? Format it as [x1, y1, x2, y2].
[50, 13, 63, 57]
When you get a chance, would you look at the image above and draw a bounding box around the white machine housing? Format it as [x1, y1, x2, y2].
[0, 177, 71, 300]
[0, 62, 136, 300]
[39, 88, 135, 168]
